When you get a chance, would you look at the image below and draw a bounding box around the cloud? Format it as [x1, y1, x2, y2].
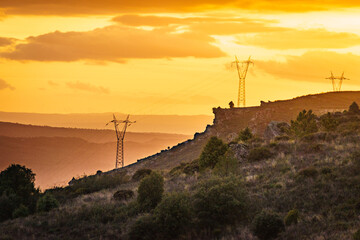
[0, 25, 224, 62]
[1, 0, 360, 15]
[256, 51, 360, 83]
[238, 29, 360, 49]
[112, 15, 277, 27]
[0, 37, 14, 47]
[66, 81, 110, 94]
[0, 78, 15, 90]
[190, 22, 287, 35]
[48, 80, 58, 86]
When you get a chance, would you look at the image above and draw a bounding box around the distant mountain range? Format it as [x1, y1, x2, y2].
[0, 122, 191, 189]
[0, 112, 213, 135]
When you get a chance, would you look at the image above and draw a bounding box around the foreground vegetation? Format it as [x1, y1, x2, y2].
[1, 103, 360, 239]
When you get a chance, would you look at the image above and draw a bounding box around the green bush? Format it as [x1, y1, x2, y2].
[199, 136, 228, 170]
[321, 112, 339, 131]
[12, 204, 29, 219]
[284, 209, 299, 226]
[214, 151, 239, 176]
[354, 229, 360, 240]
[36, 194, 59, 212]
[137, 172, 164, 212]
[132, 169, 152, 181]
[113, 189, 134, 201]
[193, 176, 248, 229]
[128, 215, 158, 240]
[252, 210, 285, 240]
[154, 192, 192, 239]
[289, 110, 318, 138]
[248, 147, 273, 162]
[237, 127, 253, 142]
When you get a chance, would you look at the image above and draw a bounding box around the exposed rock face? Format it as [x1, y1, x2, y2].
[229, 143, 248, 162]
[264, 121, 290, 141]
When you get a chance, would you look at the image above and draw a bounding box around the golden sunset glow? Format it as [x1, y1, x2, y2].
[1, 2, 360, 116]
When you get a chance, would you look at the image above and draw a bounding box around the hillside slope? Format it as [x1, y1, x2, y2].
[115, 91, 360, 174]
[1, 94, 360, 239]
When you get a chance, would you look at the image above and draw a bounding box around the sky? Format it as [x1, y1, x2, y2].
[1, 1, 360, 116]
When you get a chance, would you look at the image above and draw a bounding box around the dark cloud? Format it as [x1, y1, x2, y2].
[0, 37, 14, 47]
[0, 25, 225, 62]
[0, 78, 15, 90]
[1, 0, 360, 15]
[66, 81, 110, 94]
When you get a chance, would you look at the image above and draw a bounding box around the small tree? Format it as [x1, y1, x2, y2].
[36, 194, 59, 212]
[12, 204, 29, 218]
[193, 176, 248, 229]
[289, 110, 318, 138]
[137, 172, 164, 211]
[237, 127, 253, 142]
[0, 164, 39, 221]
[214, 151, 239, 176]
[320, 112, 339, 132]
[154, 193, 192, 238]
[349, 102, 360, 114]
[199, 137, 228, 170]
[252, 210, 285, 240]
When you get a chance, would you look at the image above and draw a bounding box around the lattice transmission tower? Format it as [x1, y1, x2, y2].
[326, 72, 349, 92]
[232, 56, 254, 107]
[106, 114, 136, 169]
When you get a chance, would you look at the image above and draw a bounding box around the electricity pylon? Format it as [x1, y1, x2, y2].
[106, 114, 136, 169]
[232, 56, 254, 107]
[326, 72, 349, 92]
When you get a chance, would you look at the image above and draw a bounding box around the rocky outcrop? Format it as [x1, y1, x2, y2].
[229, 143, 248, 162]
[264, 121, 290, 141]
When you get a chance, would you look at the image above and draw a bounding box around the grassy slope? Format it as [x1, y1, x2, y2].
[1, 109, 360, 239]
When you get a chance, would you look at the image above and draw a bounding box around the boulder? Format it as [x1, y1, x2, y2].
[229, 143, 249, 162]
[264, 121, 290, 141]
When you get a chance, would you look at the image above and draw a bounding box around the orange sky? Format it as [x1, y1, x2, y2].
[0, 2, 360, 115]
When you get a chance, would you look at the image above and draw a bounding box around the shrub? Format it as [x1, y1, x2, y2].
[237, 127, 253, 142]
[128, 215, 158, 240]
[199, 136, 228, 170]
[354, 229, 360, 240]
[137, 172, 164, 211]
[193, 176, 248, 229]
[214, 151, 239, 176]
[349, 102, 360, 114]
[284, 209, 299, 226]
[0, 164, 39, 221]
[0, 193, 17, 222]
[113, 189, 134, 201]
[154, 192, 192, 238]
[289, 110, 318, 138]
[298, 167, 318, 178]
[320, 112, 339, 131]
[132, 168, 152, 181]
[248, 147, 273, 162]
[252, 210, 285, 240]
[36, 194, 59, 212]
[12, 204, 29, 219]
[0, 164, 39, 208]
